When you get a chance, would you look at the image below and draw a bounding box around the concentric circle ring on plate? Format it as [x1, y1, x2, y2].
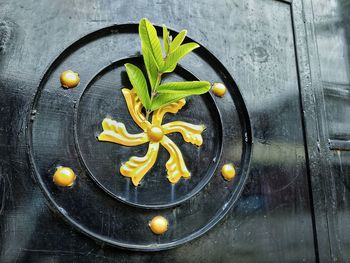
[27, 23, 252, 251]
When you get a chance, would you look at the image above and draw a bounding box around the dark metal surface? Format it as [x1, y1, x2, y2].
[310, 0, 350, 261]
[2, 0, 345, 261]
[27, 23, 252, 250]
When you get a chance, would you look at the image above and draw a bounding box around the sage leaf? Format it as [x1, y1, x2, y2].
[162, 24, 170, 54]
[161, 42, 199, 73]
[169, 30, 187, 53]
[157, 81, 211, 95]
[142, 45, 158, 88]
[125, 63, 151, 110]
[139, 18, 164, 69]
[150, 93, 189, 111]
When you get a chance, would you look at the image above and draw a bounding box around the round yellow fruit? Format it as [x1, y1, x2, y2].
[53, 166, 76, 187]
[60, 70, 80, 89]
[221, 163, 236, 181]
[212, 82, 226, 97]
[149, 216, 168, 235]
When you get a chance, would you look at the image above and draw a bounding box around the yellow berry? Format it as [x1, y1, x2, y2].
[149, 216, 168, 235]
[60, 70, 80, 89]
[212, 83, 226, 97]
[221, 163, 236, 181]
[53, 166, 76, 187]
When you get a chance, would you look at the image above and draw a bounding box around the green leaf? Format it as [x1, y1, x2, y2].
[161, 42, 199, 73]
[139, 18, 164, 69]
[162, 24, 170, 54]
[124, 63, 151, 109]
[150, 93, 189, 111]
[169, 30, 187, 53]
[142, 45, 158, 88]
[157, 81, 211, 95]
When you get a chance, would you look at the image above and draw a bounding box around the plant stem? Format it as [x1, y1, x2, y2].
[145, 73, 162, 121]
[145, 40, 171, 121]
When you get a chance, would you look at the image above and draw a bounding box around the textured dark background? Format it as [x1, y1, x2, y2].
[0, 0, 349, 262]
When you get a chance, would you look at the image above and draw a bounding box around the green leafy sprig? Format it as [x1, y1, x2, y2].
[124, 18, 211, 120]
